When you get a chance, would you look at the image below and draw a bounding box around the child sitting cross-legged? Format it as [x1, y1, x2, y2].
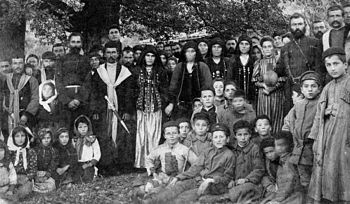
[143, 123, 235, 204]
[261, 131, 303, 204]
[183, 112, 212, 156]
[74, 115, 101, 183]
[135, 121, 198, 199]
[33, 128, 58, 193]
[227, 120, 265, 203]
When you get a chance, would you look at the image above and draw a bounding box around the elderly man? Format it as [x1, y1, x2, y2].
[280, 13, 323, 113]
[2, 57, 39, 135]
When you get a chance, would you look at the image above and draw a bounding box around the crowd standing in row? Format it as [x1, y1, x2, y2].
[0, 4, 350, 204]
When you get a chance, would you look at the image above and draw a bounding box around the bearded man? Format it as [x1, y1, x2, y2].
[312, 20, 327, 39]
[280, 13, 323, 113]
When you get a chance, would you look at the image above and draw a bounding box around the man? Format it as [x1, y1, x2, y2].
[280, 13, 323, 114]
[171, 42, 182, 58]
[0, 59, 11, 78]
[52, 43, 66, 58]
[56, 32, 90, 130]
[40, 51, 57, 83]
[2, 57, 39, 135]
[164, 44, 173, 58]
[90, 41, 134, 171]
[225, 38, 237, 58]
[108, 24, 122, 53]
[156, 41, 164, 51]
[312, 20, 327, 39]
[133, 45, 143, 63]
[121, 46, 135, 67]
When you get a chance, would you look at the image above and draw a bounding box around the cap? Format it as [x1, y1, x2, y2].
[193, 112, 210, 123]
[322, 47, 345, 61]
[300, 71, 321, 85]
[176, 117, 190, 125]
[163, 121, 178, 131]
[42, 51, 56, 60]
[210, 123, 230, 136]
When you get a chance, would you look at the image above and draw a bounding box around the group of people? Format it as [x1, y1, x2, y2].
[0, 3, 350, 203]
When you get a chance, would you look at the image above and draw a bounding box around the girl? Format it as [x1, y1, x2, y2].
[52, 128, 78, 187]
[135, 45, 168, 168]
[33, 128, 57, 193]
[7, 126, 37, 199]
[159, 51, 168, 68]
[252, 45, 262, 61]
[231, 35, 256, 103]
[165, 41, 212, 119]
[36, 80, 67, 133]
[252, 36, 286, 133]
[0, 140, 17, 201]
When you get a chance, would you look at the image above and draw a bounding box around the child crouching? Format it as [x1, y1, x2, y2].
[143, 123, 235, 204]
[33, 128, 58, 193]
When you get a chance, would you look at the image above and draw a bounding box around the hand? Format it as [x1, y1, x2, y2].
[56, 168, 64, 175]
[228, 180, 235, 189]
[68, 100, 78, 109]
[165, 104, 174, 116]
[197, 178, 214, 196]
[20, 115, 28, 124]
[82, 163, 91, 169]
[168, 177, 178, 187]
[236, 178, 247, 185]
[266, 184, 276, 192]
[122, 113, 131, 121]
[92, 114, 99, 120]
[72, 99, 80, 107]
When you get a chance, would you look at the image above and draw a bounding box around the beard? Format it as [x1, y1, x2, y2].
[173, 51, 181, 58]
[70, 47, 81, 54]
[107, 57, 117, 63]
[314, 31, 324, 39]
[291, 27, 306, 39]
[331, 20, 342, 29]
[227, 47, 235, 54]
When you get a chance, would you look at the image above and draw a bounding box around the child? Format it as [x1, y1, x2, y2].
[143, 123, 235, 204]
[213, 78, 225, 106]
[192, 97, 203, 113]
[0, 140, 17, 202]
[191, 87, 217, 126]
[308, 47, 350, 203]
[261, 131, 303, 204]
[217, 89, 256, 138]
[33, 128, 58, 193]
[282, 71, 321, 189]
[36, 80, 67, 133]
[183, 112, 212, 156]
[176, 118, 191, 143]
[139, 121, 197, 197]
[252, 115, 273, 146]
[260, 137, 279, 199]
[7, 126, 37, 199]
[52, 128, 78, 187]
[227, 120, 264, 203]
[74, 115, 101, 183]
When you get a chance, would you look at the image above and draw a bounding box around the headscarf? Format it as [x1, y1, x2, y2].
[39, 80, 58, 113]
[7, 126, 31, 170]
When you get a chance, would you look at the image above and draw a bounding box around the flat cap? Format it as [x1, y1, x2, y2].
[163, 121, 178, 131]
[322, 47, 345, 61]
[210, 123, 230, 136]
[176, 117, 191, 125]
[300, 71, 321, 85]
[193, 112, 210, 123]
[42, 51, 56, 60]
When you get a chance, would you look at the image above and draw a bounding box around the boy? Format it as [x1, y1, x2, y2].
[176, 118, 191, 143]
[183, 112, 211, 156]
[143, 123, 235, 204]
[260, 137, 279, 199]
[252, 115, 273, 146]
[261, 131, 303, 204]
[213, 78, 225, 106]
[191, 87, 217, 126]
[217, 89, 256, 138]
[227, 120, 264, 203]
[308, 47, 350, 203]
[138, 121, 197, 197]
[192, 98, 203, 113]
[282, 71, 321, 189]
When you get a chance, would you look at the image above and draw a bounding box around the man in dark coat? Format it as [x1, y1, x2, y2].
[89, 41, 134, 173]
[280, 13, 324, 114]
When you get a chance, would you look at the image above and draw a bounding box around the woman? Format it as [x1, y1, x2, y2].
[197, 39, 209, 61]
[252, 36, 286, 133]
[135, 45, 168, 168]
[252, 45, 262, 61]
[231, 35, 256, 103]
[165, 41, 212, 119]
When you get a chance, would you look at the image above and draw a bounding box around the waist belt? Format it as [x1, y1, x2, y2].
[65, 85, 81, 94]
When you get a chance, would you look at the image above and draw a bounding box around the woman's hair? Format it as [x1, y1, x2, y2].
[55, 127, 70, 145]
[11, 126, 29, 147]
[137, 45, 163, 72]
[75, 116, 90, 130]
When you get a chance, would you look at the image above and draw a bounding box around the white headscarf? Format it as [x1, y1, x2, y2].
[7, 126, 32, 170]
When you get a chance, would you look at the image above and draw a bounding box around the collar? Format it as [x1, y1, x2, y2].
[189, 131, 210, 142]
[233, 141, 254, 153]
[211, 145, 228, 154]
[334, 73, 348, 83]
[202, 106, 215, 112]
[166, 142, 180, 149]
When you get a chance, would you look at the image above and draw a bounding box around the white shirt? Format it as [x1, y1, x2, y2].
[79, 140, 101, 162]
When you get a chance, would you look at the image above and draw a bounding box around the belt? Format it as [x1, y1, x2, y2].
[65, 85, 81, 94]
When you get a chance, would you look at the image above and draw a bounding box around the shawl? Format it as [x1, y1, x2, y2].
[7, 128, 30, 170]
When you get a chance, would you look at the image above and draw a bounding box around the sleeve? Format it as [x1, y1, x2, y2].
[8, 162, 17, 185]
[55, 59, 73, 105]
[25, 77, 39, 116]
[27, 149, 38, 180]
[308, 90, 326, 140]
[199, 62, 213, 89]
[168, 63, 182, 104]
[158, 69, 170, 107]
[145, 148, 160, 175]
[245, 146, 265, 184]
[261, 175, 274, 188]
[213, 152, 235, 185]
[252, 60, 262, 85]
[187, 149, 198, 166]
[274, 162, 299, 202]
[282, 107, 295, 132]
[47, 148, 59, 177]
[225, 58, 234, 80]
[176, 151, 205, 180]
[91, 139, 101, 165]
[118, 74, 134, 115]
[312, 39, 326, 81]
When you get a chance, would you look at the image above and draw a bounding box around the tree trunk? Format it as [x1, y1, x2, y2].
[0, 22, 25, 60]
